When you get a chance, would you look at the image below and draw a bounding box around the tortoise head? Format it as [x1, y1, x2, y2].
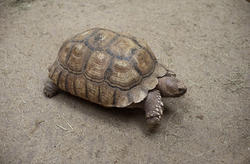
[157, 73, 187, 97]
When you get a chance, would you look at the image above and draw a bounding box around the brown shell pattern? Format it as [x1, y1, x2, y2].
[48, 28, 167, 107]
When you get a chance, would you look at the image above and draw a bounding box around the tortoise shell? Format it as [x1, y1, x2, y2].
[48, 28, 167, 107]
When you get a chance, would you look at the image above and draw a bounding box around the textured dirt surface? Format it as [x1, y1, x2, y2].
[0, 0, 249, 163]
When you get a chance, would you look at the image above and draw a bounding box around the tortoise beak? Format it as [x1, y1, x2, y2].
[177, 80, 187, 96]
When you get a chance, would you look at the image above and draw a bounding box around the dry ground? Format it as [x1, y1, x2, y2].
[0, 0, 250, 163]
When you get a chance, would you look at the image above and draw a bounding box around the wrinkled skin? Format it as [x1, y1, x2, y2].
[143, 75, 187, 129]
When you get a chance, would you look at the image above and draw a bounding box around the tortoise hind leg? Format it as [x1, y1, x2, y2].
[144, 89, 164, 129]
[43, 79, 59, 98]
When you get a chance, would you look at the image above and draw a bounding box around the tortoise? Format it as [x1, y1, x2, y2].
[44, 28, 187, 128]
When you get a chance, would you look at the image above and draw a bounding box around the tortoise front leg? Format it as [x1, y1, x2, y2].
[144, 89, 164, 129]
[43, 79, 59, 98]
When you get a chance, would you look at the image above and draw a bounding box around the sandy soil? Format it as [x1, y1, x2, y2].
[0, 0, 249, 163]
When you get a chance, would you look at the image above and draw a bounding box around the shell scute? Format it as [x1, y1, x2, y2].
[109, 36, 140, 59]
[75, 75, 87, 98]
[86, 81, 100, 104]
[67, 43, 91, 72]
[58, 70, 68, 91]
[66, 74, 76, 95]
[115, 90, 130, 108]
[58, 41, 74, 67]
[99, 84, 115, 106]
[132, 49, 154, 76]
[72, 29, 94, 41]
[107, 58, 141, 89]
[85, 51, 111, 82]
[87, 29, 117, 50]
